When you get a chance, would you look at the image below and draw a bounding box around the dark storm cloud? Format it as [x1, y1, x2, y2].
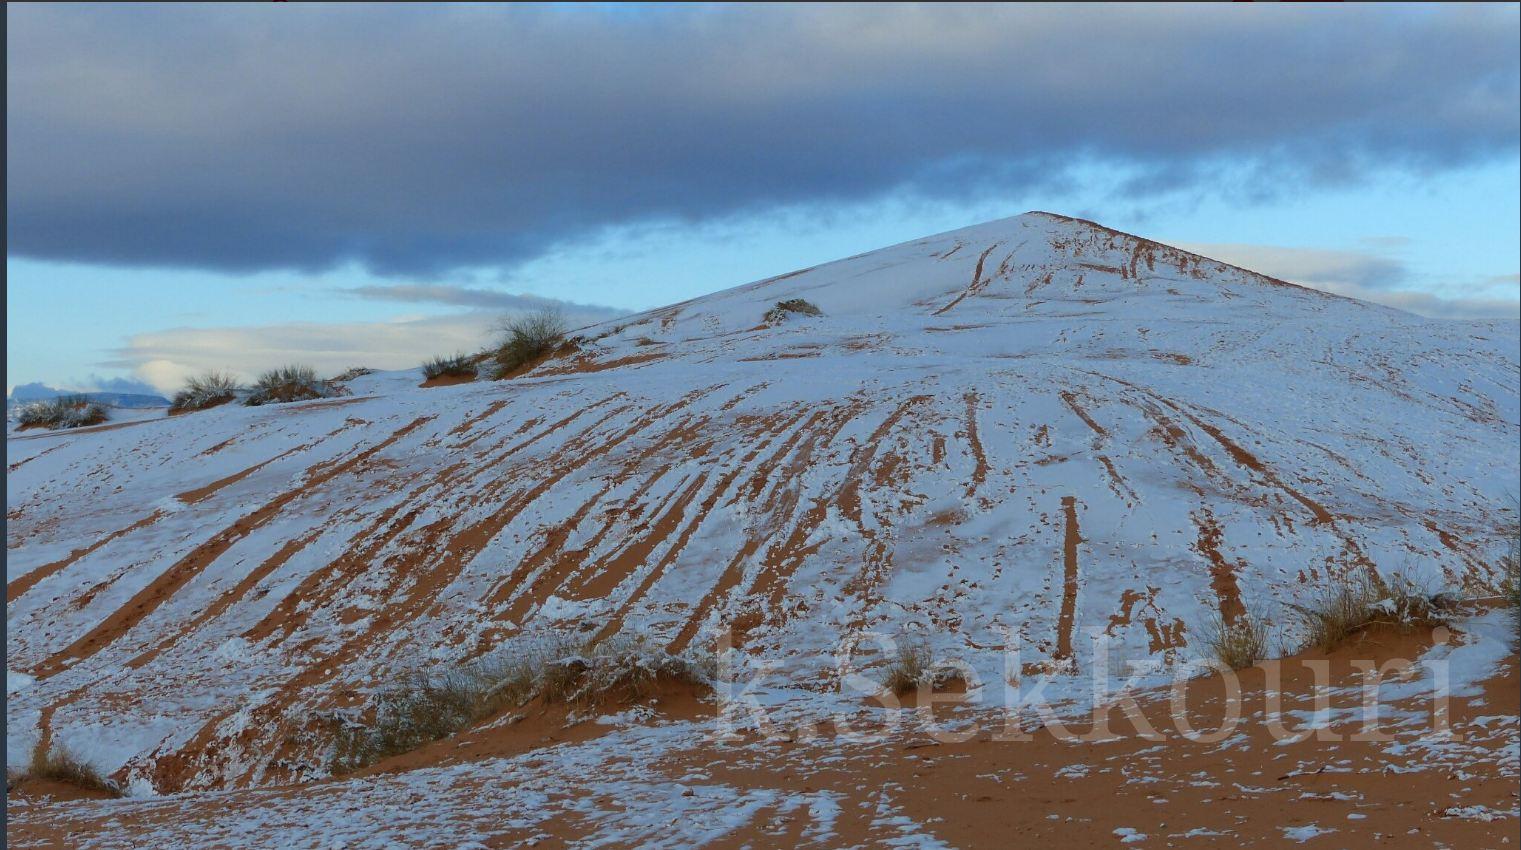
[7, 4, 1518, 278]
[339, 284, 626, 316]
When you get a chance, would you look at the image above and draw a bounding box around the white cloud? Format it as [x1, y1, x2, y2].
[1177, 241, 1519, 319]
[106, 312, 504, 393]
[104, 286, 630, 394]
[1177, 242, 1407, 289]
[1304, 283, 1519, 319]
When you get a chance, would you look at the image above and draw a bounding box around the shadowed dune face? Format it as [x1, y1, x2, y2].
[6, 212, 1518, 800]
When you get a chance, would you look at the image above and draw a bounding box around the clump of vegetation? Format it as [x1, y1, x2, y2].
[330, 366, 375, 383]
[1501, 517, 1520, 647]
[15, 396, 108, 430]
[169, 371, 240, 414]
[763, 298, 823, 324]
[1378, 574, 1458, 629]
[421, 354, 479, 381]
[329, 663, 536, 775]
[545, 635, 714, 708]
[1200, 610, 1271, 670]
[244, 365, 333, 406]
[328, 634, 711, 774]
[880, 640, 933, 696]
[7, 743, 123, 797]
[1289, 572, 1381, 652]
[492, 309, 570, 376]
[1289, 571, 1455, 652]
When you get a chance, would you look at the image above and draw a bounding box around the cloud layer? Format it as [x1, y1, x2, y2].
[339, 284, 628, 315]
[104, 290, 626, 394]
[9, 4, 1517, 278]
[105, 314, 500, 394]
[1181, 242, 1520, 319]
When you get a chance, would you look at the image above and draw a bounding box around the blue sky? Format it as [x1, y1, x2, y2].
[7, 4, 1518, 395]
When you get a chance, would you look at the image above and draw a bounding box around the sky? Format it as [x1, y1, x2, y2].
[6, 3, 1519, 396]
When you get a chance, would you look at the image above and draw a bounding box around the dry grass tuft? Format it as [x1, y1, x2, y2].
[881, 640, 933, 696]
[8, 743, 124, 797]
[1379, 574, 1459, 630]
[329, 659, 540, 774]
[170, 372, 239, 414]
[421, 354, 479, 381]
[492, 309, 569, 376]
[1200, 610, 1271, 670]
[555, 635, 712, 707]
[245, 365, 334, 406]
[763, 298, 823, 324]
[15, 395, 109, 430]
[1290, 571, 1456, 652]
[1501, 516, 1520, 647]
[330, 366, 375, 383]
[328, 634, 710, 773]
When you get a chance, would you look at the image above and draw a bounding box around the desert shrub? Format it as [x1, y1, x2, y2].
[1501, 519, 1520, 646]
[1200, 610, 1271, 670]
[12, 743, 123, 797]
[880, 640, 933, 696]
[329, 660, 539, 774]
[763, 298, 823, 324]
[15, 396, 108, 430]
[1289, 571, 1455, 651]
[421, 354, 479, 381]
[328, 635, 709, 773]
[492, 309, 569, 376]
[1377, 574, 1458, 629]
[1289, 572, 1381, 651]
[244, 365, 333, 406]
[330, 366, 375, 383]
[170, 371, 239, 414]
[549, 635, 712, 707]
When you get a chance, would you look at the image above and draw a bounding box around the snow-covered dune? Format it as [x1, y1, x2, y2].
[7, 211, 1518, 793]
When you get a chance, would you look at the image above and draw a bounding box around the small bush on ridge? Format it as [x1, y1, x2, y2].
[764, 298, 823, 324]
[244, 365, 333, 406]
[330, 366, 375, 383]
[170, 372, 240, 414]
[421, 354, 479, 381]
[492, 309, 570, 376]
